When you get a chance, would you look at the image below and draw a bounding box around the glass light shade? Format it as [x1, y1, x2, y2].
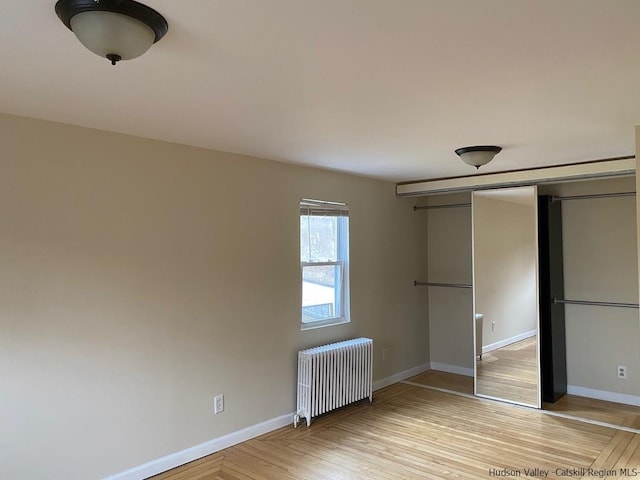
[70, 11, 156, 61]
[459, 151, 496, 168]
[455, 146, 502, 169]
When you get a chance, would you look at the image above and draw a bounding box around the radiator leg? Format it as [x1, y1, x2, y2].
[293, 414, 300, 428]
[306, 417, 311, 427]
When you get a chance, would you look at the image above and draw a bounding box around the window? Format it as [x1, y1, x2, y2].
[300, 199, 350, 329]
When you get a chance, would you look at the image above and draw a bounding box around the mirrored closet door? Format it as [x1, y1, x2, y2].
[472, 186, 541, 408]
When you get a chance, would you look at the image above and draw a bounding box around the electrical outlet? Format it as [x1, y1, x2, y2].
[617, 366, 627, 379]
[491, 322, 496, 332]
[214, 394, 224, 414]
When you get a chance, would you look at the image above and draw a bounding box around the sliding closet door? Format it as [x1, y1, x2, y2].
[473, 186, 541, 408]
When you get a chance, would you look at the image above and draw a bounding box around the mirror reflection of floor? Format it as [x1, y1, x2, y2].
[476, 336, 538, 406]
[407, 368, 640, 430]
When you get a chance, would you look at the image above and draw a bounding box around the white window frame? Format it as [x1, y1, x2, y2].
[300, 199, 350, 330]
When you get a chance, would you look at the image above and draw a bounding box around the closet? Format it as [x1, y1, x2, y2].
[417, 175, 640, 410]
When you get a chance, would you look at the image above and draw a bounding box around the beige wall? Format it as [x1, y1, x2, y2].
[0, 113, 429, 480]
[540, 177, 640, 398]
[422, 193, 474, 371]
[637, 126, 640, 332]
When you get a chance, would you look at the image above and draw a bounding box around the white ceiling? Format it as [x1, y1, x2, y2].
[2, 1, 640, 182]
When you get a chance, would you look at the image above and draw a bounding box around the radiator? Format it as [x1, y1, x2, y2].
[294, 337, 373, 427]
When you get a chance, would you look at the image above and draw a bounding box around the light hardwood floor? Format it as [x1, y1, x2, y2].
[150, 380, 640, 480]
[545, 395, 640, 430]
[408, 365, 640, 431]
[476, 336, 539, 405]
[407, 369, 473, 394]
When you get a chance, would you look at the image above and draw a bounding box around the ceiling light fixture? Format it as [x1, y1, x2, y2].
[455, 145, 502, 169]
[55, 0, 168, 66]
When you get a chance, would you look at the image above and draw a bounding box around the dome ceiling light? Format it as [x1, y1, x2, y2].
[55, 0, 168, 66]
[455, 145, 502, 169]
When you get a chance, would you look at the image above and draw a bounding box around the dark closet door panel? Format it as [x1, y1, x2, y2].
[538, 195, 567, 403]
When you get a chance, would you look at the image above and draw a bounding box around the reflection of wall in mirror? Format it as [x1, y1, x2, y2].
[474, 191, 537, 353]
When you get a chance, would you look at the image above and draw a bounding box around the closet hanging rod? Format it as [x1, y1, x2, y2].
[551, 191, 635, 202]
[553, 298, 639, 309]
[414, 202, 471, 211]
[414, 281, 472, 289]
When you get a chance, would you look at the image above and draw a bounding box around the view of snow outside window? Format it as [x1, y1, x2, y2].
[301, 214, 344, 323]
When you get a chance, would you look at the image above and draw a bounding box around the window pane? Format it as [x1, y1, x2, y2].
[300, 215, 338, 262]
[302, 264, 342, 322]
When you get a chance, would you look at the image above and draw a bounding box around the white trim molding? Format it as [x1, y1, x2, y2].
[103, 413, 293, 480]
[567, 385, 640, 407]
[372, 362, 431, 391]
[105, 362, 432, 480]
[482, 329, 537, 355]
[429, 362, 474, 377]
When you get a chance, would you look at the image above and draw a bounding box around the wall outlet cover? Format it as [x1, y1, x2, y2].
[214, 394, 224, 414]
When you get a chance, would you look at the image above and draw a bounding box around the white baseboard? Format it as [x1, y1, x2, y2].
[106, 362, 432, 480]
[103, 413, 293, 480]
[429, 362, 474, 377]
[482, 329, 536, 355]
[372, 362, 431, 391]
[567, 385, 640, 407]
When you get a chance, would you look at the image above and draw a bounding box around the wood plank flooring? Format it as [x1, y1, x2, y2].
[476, 336, 539, 406]
[408, 368, 640, 431]
[544, 395, 640, 430]
[407, 369, 474, 394]
[150, 381, 640, 480]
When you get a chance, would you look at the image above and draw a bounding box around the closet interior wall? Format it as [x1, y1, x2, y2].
[539, 177, 640, 401]
[421, 192, 474, 375]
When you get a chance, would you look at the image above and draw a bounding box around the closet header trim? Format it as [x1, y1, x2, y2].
[396, 157, 635, 197]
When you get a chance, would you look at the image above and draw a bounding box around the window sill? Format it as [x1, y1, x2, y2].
[300, 317, 350, 331]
